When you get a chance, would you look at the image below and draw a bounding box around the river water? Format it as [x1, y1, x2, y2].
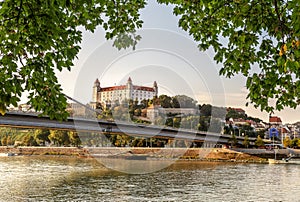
[0, 156, 300, 202]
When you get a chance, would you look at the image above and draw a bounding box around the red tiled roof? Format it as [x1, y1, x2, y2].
[100, 85, 126, 91]
[100, 85, 155, 92]
[282, 127, 289, 133]
[269, 116, 282, 123]
[133, 86, 155, 92]
[227, 107, 245, 113]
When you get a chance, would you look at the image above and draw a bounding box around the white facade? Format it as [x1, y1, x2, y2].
[92, 77, 158, 108]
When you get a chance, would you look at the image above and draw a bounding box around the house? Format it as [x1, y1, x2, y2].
[269, 116, 282, 126]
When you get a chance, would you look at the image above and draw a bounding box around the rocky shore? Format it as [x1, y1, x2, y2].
[0, 146, 271, 163]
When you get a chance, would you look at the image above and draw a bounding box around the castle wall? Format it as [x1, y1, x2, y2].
[93, 78, 157, 107]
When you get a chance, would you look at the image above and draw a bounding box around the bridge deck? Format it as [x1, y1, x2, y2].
[0, 112, 254, 145]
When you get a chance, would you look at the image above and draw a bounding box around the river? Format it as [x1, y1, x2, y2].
[0, 156, 299, 202]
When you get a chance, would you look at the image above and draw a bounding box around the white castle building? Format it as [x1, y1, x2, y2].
[91, 77, 158, 108]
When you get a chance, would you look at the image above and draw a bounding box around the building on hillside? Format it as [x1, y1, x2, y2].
[227, 107, 246, 116]
[255, 122, 267, 131]
[66, 103, 88, 117]
[91, 77, 158, 109]
[286, 124, 300, 139]
[66, 102, 101, 118]
[18, 104, 32, 112]
[147, 104, 160, 123]
[269, 116, 282, 126]
[146, 105, 199, 123]
[162, 108, 199, 115]
[9, 104, 37, 113]
[281, 126, 291, 139]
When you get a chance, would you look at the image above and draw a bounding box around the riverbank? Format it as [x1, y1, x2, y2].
[0, 146, 270, 163]
[0, 146, 88, 156]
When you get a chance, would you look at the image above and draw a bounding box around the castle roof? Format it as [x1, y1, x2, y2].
[100, 85, 155, 92]
[100, 85, 126, 91]
[133, 85, 155, 92]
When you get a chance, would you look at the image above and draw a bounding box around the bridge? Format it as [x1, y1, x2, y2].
[0, 112, 255, 146]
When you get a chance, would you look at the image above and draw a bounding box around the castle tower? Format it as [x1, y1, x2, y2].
[153, 81, 158, 96]
[126, 77, 133, 99]
[92, 78, 100, 102]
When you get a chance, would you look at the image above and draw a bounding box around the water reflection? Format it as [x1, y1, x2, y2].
[0, 156, 300, 201]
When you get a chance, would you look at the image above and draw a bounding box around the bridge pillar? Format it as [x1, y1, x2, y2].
[203, 142, 216, 148]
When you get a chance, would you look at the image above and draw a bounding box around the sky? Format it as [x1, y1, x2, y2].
[55, 1, 300, 124]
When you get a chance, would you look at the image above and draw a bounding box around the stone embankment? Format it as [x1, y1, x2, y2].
[0, 146, 271, 163]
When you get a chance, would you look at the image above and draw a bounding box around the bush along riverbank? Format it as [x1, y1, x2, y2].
[0, 147, 269, 163]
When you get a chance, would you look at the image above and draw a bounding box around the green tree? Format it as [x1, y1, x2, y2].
[223, 125, 231, 135]
[22, 133, 38, 146]
[1, 136, 7, 146]
[255, 136, 265, 148]
[34, 129, 50, 146]
[171, 97, 180, 108]
[240, 124, 257, 137]
[164, 0, 300, 112]
[198, 116, 209, 132]
[283, 137, 292, 148]
[6, 136, 13, 146]
[290, 138, 299, 148]
[173, 95, 197, 108]
[173, 117, 181, 128]
[137, 138, 145, 147]
[153, 116, 165, 126]
[165, 117, 174, 127]
[200, 104, 212, 117]
[49, 130, 70, 146]
[158, 94, 172, 108]
[297, 138, 300, 148]
[130, 137, 140, 147]
[134, 108, 142, 116]
[68, 131, 81, 147]
[226, 109, 246, 120]
[140, 99, 149, 109]
[0, 1, 145, 118]
[1, 1, 299, 117]
[228, 133, 238, 147]
[242, 135, 250, 148]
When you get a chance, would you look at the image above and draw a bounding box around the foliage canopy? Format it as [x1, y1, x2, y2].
[0, 0, 145, 119]
[166, 0, 300, 113]
[1, 0, 299, 120]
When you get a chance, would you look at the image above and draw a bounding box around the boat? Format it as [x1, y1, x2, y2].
[268, 153, 300, 164]
[266, 129, 300, 164]
[91, 150, 149, 161]
[94, 154, 149, 160]
[268, 158, 300, 164]
[0, 153, 15, 157]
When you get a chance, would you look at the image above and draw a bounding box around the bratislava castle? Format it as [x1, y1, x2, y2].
[91, 77, 158, 108]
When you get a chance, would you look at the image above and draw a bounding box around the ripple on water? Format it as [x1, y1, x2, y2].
[1, 157, 300, 201]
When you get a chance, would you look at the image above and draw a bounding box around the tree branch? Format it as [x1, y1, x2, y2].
[274, 0, 285, 43]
